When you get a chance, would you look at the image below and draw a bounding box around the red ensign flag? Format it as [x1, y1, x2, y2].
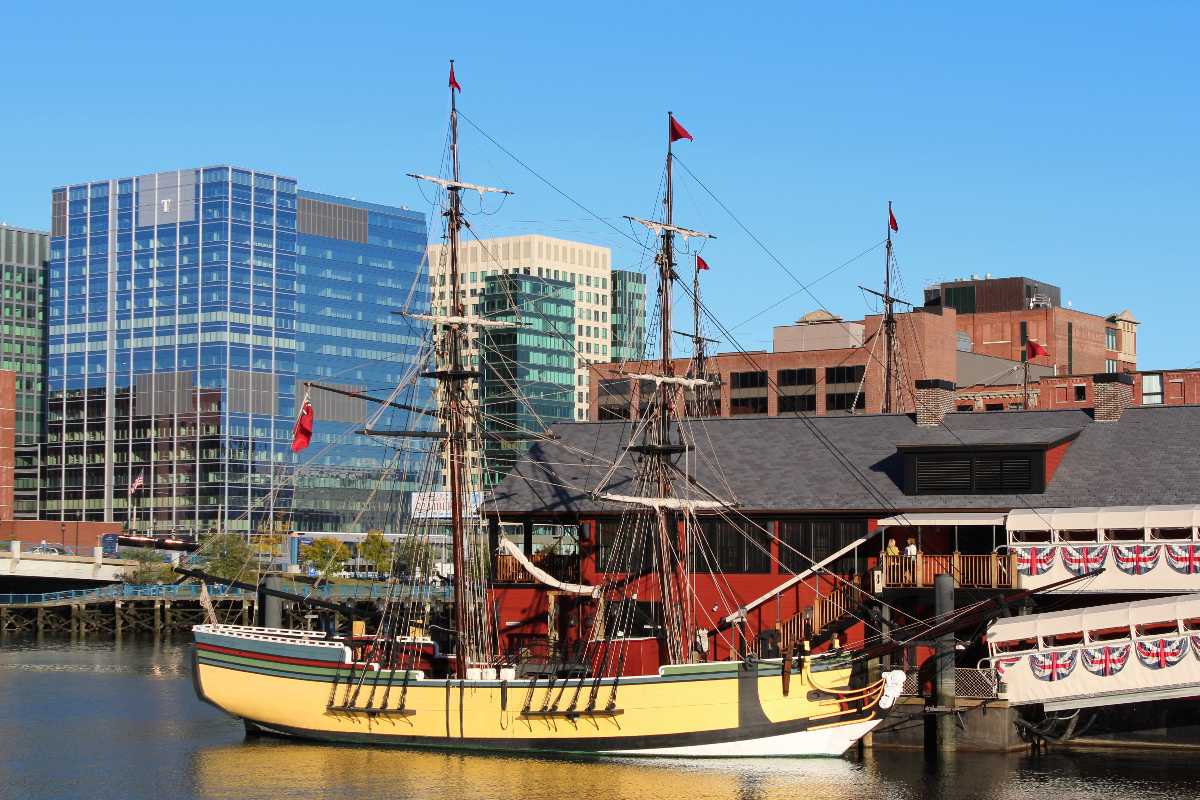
[696, 255, 710, 271]
[669, 115, 693, 143]
[291, 400, 314, 453]
[449, 63, 462, 93]
[889, 207, 899, 232]
[1027, 340, 1049, 359]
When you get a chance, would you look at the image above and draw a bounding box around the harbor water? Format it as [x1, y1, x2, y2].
[2, 638, 1199, 800]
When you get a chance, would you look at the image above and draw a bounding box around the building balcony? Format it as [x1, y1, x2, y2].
[880, 553, 1016, 589]
[494, 551, 579, 585]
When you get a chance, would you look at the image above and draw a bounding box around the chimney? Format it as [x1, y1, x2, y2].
[915, 379, 956, 426]
[1093, 372, 1134, 422]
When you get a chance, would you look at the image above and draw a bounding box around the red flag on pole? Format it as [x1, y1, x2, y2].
[449, 63, 461, 93]
[291, 399, 314, 453]
[696, 255, 710, 271]
[888, 207, 899, 232]
[1027, 340, 1049, 359]
[669, 115, 693, 143]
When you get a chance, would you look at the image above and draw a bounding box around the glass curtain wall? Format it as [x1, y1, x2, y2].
[292, 191, 430, 532]
[44, 167, 298, 534]
[479, 274, 575, 485]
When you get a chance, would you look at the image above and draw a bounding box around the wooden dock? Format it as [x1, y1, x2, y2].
[0, 582, 444, 638]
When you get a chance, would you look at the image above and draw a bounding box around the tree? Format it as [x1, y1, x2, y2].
[119, 548, 173, 584]
[356, 530, 394, 580]
[200, 533, 255, 581]
[301, 538, 350, 580]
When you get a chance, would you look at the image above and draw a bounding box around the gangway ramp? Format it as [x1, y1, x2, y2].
[987, 594, 1200, 711]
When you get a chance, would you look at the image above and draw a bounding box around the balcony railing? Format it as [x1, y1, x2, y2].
[882, 553, 1015, 589]
[494, 552, 580, 585]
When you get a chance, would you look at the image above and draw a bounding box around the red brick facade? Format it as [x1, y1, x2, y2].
[960, 369, 1200, 414]
[954, 306, 1129, 374]
[591, 307, 958, 419]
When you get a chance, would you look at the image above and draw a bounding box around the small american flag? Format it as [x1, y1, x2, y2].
[129, 473, 145, 495]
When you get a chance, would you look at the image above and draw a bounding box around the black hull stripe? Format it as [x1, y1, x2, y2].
[238, 707, 878, 754]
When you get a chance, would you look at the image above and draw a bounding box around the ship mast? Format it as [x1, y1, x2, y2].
[621, 113, 717, 664]
[882, 201, 897, 414]
[407, 61, 511, 679]
[859, 203, 906, 414]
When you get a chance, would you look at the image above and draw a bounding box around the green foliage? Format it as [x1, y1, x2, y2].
[200, 533, 256, 581]
[301, 538, 350, 580]
[118, 548, 173, 585]
[356, 530, 394, 578]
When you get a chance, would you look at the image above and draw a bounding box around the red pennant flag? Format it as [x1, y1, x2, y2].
[696, 255, 710, 271]
[889, 207, 899, 232]
[669, 115, 693, 143]
[449, 63, 462, 93]
[1027, 340, 1049, 359]
[291, 399, 314, 453]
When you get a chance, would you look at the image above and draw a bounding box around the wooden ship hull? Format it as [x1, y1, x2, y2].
[192, 625, 905, 757]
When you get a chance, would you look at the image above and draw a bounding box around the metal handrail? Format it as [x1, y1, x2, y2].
[0, 580, 452, 606]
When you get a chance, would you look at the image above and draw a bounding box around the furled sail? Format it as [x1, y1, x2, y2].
[497, 537, 600, 597]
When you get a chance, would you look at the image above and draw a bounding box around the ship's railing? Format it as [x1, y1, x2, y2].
[881, 553, 1015, 589]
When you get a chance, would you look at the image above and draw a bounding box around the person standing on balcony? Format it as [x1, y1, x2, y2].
[886, 538, 900, 557]
[903, 537, 919, 584]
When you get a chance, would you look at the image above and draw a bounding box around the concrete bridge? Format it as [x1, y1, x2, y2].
[1, 541, 134, 584]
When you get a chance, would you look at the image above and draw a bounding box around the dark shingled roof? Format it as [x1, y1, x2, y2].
[484, 406, 1200, 516]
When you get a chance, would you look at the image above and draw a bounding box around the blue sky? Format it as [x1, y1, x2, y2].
[3, 2, 1197, 368]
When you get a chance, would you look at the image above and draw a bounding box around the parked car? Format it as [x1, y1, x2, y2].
[31, 543, 73, 556]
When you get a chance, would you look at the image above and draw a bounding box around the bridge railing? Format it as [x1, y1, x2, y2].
[0, 580, 452, 606]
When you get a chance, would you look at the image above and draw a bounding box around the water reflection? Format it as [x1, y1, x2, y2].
[3, 638, 1200, 800]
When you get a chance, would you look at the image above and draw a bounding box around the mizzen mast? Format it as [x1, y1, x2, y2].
[859, 203, 907, 414]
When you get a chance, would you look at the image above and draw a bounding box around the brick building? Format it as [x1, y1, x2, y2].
[960, 368, 1200, 413]
[593, 275, 1140, 422]
[592, 306, 960, 419]
[924, 276, 1137, 374]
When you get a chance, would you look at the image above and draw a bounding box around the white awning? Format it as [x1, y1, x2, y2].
[1007, 505, 1200, 533]
[988, 594, 1200, 643]
[877, 512, 1006, 527]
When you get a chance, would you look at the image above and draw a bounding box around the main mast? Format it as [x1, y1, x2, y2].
[444, 64, 470, 679]
[407, 61, 511, 679]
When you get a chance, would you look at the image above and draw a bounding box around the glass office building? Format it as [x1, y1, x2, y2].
[610, 268, 647, 362]
[43, 167, 428, 534]
[0, 225, 48, 518]
[478, 273, 575, 485]
[293, 191, 430, 532]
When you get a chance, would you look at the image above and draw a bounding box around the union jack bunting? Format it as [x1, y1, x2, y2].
[1016, 546, 1056, 576]
[1061, 545, 1108, 576]
[1114, 544, 1161, 576]
[993, 656, 1020, 680]
[1030, 650, 1077, 681]
[1082, 644, 1131, 677]
[1166, 543, 1200, 575]
[1135, 637, 1189, 669]
[1191, 636, 1200, 660]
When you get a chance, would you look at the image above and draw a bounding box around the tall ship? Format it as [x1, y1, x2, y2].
[186, 62, 906, 757]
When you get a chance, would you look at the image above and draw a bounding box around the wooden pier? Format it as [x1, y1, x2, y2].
[0, 582, 445, 638]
